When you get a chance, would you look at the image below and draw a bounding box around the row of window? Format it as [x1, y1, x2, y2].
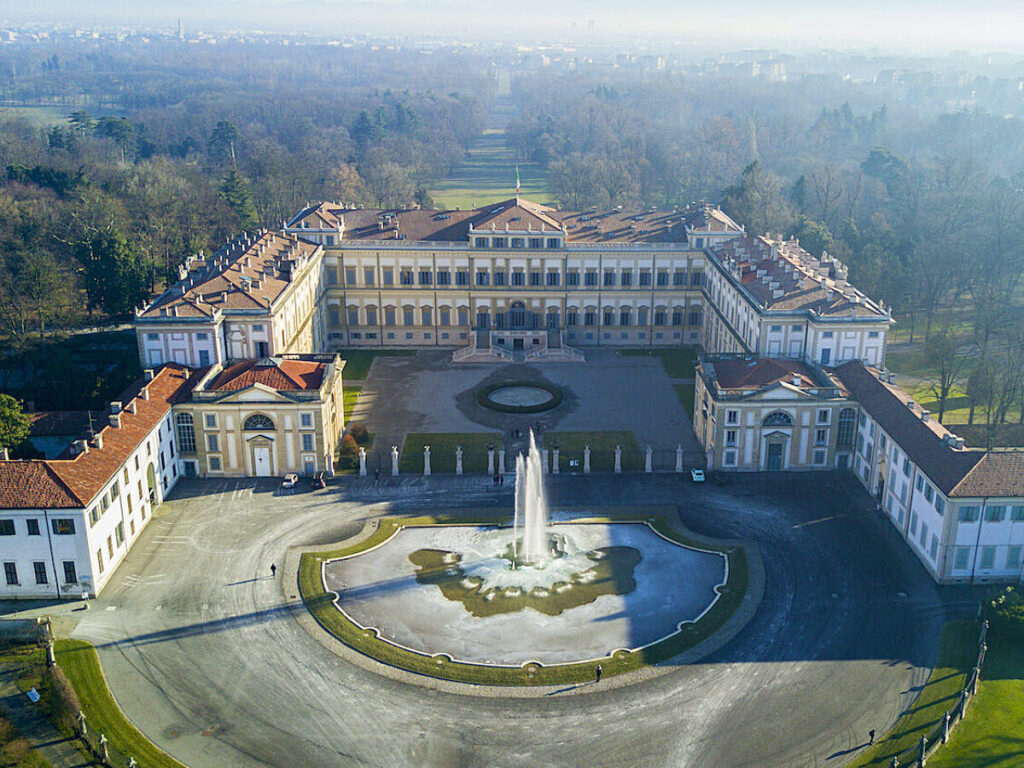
[0, 518, 75, 536]
[333, 307, 704, 328]
[958, 505, 1024, 523]
[331, 267, 705, 289]
[471, 236, 562, 249]
[953, 544, 1023, 571]
[3, 560, 78, 587]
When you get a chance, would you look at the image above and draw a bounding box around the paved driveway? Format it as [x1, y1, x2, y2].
[63, 472, 948, 768]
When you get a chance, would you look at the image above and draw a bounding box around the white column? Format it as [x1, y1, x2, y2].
[455, 446, 463, 475]
[423, 446, 431, 476]
[541, 449, 549, 473]
[645, 446, 653, 473]
[583, 445, 591, 474]
[487, 447, 495, 476]
[358, 447, 367, 476]
[552, 447, 560, 474]
[498, 448, 506, 475]
[614, 445, 622, 473]
[675, 445, 684, 473]
[391, 446, 399, 476]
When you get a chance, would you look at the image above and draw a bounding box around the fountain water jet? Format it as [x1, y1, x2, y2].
[513, 430, 551, 566]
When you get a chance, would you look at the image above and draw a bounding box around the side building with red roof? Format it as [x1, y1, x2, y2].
[0, 365, 199, 599]
[171, 354, 345, 478]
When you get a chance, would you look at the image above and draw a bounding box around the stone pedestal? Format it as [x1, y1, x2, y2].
[614, 445, 622, 473]
[675, 445, 684, 473]
[455, 446, 463, 475]
[391, 446, 399, 476]
[487, 448, 495, 475]
[552, 447, 560, 474]
[541, 449, 549, 473]
[645, 446, 653, 473]
[583, 445, 591, 474]
[498, 449, 506, 475]
[423, 446, 431, 476]
[358, 447, 367, 477]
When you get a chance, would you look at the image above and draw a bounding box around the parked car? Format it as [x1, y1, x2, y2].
[690, 468, 706, 483]
[310, 472, 326, 489]
[281, 473, 299, 489]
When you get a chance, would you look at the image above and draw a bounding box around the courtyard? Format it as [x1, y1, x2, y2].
[27, 470, 951, 768]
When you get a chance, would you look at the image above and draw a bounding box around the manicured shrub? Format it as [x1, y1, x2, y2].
[48, 663, 80, 733]
[337, 434, 360, 470]
[988, 586, 1024, 640]
[348, 422, 369, 445]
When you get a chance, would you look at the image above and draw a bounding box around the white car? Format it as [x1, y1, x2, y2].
[690, 468, 706, 483]
[281, 473, 299, 489]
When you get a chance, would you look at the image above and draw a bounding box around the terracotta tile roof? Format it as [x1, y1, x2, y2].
[209, 357, 326, 392]
[712, 236, 888, 318]
[138, 231, 320, 321]
[710, 358, 818, 390]
[289, 198, 732, 246]
[0, 461, 80, 509]
[951, 452, 1024, 497]
[832, 361, 984, 496]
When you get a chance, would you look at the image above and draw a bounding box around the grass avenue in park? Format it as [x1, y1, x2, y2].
[298, 512, 751, 687]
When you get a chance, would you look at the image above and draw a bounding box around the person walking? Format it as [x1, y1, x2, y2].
[868, 729, 875, 745]
[595, 665, 602, 683]
[270, 563, 277, 578]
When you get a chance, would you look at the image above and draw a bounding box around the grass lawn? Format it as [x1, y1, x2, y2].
[620, 348, 699, 378]
[399, 432, 502, 473]
[674, 382, 696, 420]
[54, 640, 186, 768]
[544, 431, 642, 472]
[298, 513, 747, 686]
[846, 621, 977, 768]
[337, 349, 415, 381]
[927, 629, 1024, 768]
[343, 385, 361, 423]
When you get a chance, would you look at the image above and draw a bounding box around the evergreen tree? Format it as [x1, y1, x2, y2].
[76, 229, 150, 317]
[220, 169, 259, 230]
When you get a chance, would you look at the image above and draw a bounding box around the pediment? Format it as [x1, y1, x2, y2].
[741, 382, 810, 401]
[217, 383, 290, 403]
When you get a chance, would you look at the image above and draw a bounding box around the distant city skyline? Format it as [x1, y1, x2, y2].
[4, 0, 1024, 53]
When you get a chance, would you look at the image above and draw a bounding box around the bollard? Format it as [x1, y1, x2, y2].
[972, 666, 979, 695]
[675, 445, 684, 473]
[455, 446, 463, 475]
[487, 447, 495, 476]
[552, 447, 559, 474]
[99, 733, 109, 762]
[127, 758, 138, 768]
[614, 445, 622, 473]
[358, 446, 367, 477]
[644, 445, 653, 473]
[541, 449, 549, 474]
[498, 448, 506, 475]
[76, 710, 87, 738]
[391, 446, 399, 476]
[583, 445, 591, 474]
[942, 710, 950, 743]
[919, 735, 927, 766]
[890, 757, 898, 768]
[423, 446, 431, 476]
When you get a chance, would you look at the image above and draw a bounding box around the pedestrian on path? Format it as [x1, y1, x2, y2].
[270, 563, 277, 578]
[595, 665, 602, 683]
[868, 729, 875, 745]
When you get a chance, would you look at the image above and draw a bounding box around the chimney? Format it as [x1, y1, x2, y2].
[141, 386, 150, 401]
[793, 374, 802, 386]
[109, 401, 122, 414]
[907, 400, 915, 410]
[144, 369, 155, 381]
[920, 410, 930, 422]
[91, 433, 103, 449]
[109, 413, 121, 428]
[955, 437, 965, 449]
[126, 401, 137, 414]
[0, 448, 8, 461]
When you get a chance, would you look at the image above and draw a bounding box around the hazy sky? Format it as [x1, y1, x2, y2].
[6, 0, 1024, 52]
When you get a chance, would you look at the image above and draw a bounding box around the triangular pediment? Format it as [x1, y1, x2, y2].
[216, 383, 291, 403]
[741, 382, 813, 401]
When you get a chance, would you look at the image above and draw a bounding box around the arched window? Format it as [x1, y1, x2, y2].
[244, 414, 275, 431]
[762, 411, 793, 427]
[837, 408, 857, 447]
[175, 413, 195, 453]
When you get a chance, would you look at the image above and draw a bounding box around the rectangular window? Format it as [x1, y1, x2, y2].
[919, 522, 928, 548]
[348, 308, 359, 326]
[954, 546, 971, 569]
[383, 269, 393, 286]
[476, 271, 489, 286]
[302, 433, 314, 451]
[474, 237, 489, 248]
[909, 512, 918, 536]
[638, 271, 651, 287]
[205, 414, 217, 429]
[384, 307, 396, 325]
[1012, 505, 1024, 522]
[511, 237, 525, 248]
[33, 562, 47, 585]
[1007, 546, 1022, 570]
[0, 520, 14, 536]
[52, 519, 75, 535]
[547, 238, 560, 248]
[817, 409, 830, 424]
[419, 270, 432, 286]
[26, 519, 39, 536]
[981, 546, 996, 569]
[62, 561, 77, 584]
[672, 310, 683, 326]
[511, 271, 525, 286]
[620, 270, 632, 286]
[915, 476, 924, 492]
[985, 505, 1006, 522]
[493, 272, 507, 286]
[440, 309, 450, 326]
[529, 237, 543, 249]
[584, 311, 596, 327]
[436, 270, 450, 286]
[455, 270, 469, 286]
[604, 270, 616, 287]
[567, 271, 580, 286]
[673, 271, 686, 286]
[300, 413, 313, 428]
[813, 449, 827, 465]
[3, 562, 17, 586]
[546, 271, 560, 286]
[344, 268, 355, 285]
[566, 311, 578, 326]
[116, 522, 125, 546]
[364, 267, 375, 286]
[584, 272, 598, 287]
[366, 308, 377, 326]
[619, 309, 631, 326]
[208, 456, 221, 472]
[399, 269, 414, 286]
[929, 535, 938, 560]
[656, 271, 669, 287]
[691, 272, 704, 286]
[726, 410, 738, 425]
[724, 450, 737, 466]
[934, 496, 945, 516]
[403, 308, 414, 326]
[492, 237, 507, 249]
[603, 310, 614, 326]
[529, 271, 541, 286]
[814, 429, 826, 445]
[96, 550, 104, 574]
[725, 429, 737, 447]
[924, 484, 933, 503]
[959, 506, 979, 522]
[206, 434, 219, 452]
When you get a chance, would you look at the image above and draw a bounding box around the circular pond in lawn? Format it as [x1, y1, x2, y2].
[477, 382, 563, 413]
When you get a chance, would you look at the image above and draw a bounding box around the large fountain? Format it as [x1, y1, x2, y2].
[318, 431, 737, 672]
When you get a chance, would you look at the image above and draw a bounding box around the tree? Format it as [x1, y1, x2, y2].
[208, 120, 240, 168]
[220, 169, 259, 230]
[0, 394, 30, 454]
[923, 329, 967, 423]
[75, 229, 150, 317]
[95, 117, 136, 163]
[721, 160, 793, 237]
